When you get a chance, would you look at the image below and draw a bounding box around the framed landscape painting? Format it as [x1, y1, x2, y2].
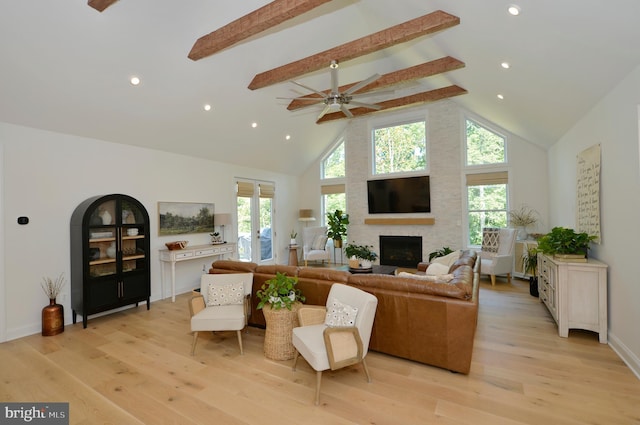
[158, 202, 214, 236]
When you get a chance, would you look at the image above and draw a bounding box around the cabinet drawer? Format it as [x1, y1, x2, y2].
[195, 249, 214, 256]
[175, 252, 194, 260]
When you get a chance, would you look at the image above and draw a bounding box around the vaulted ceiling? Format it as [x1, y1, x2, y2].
[2, 1, 640, 175]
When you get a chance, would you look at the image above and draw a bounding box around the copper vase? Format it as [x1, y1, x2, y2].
[42, 298, 64, 336]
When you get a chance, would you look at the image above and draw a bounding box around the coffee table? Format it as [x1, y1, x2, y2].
[338, 265, 397, 275]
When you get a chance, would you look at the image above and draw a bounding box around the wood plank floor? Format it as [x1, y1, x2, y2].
[2, 277, 639, 425]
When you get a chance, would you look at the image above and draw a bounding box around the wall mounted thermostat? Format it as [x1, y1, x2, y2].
[17, 216, 29, 225]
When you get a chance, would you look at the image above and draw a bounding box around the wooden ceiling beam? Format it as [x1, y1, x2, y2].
[287, 56, 465, 110]
[248, 10, 459, 90]
[316, 85, 467, 123]
[189, 0, 333, 61]
[88, 0, 119, 12]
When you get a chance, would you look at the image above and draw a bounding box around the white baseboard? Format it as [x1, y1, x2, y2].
[608, 331, 640, 381]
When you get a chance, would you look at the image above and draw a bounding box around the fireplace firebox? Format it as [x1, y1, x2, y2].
[379, 236, 422, 268]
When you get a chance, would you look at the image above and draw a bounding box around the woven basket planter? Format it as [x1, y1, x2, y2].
[262, 302, 301, 360]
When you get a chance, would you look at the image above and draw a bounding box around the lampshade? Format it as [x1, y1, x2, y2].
[214, 213, 232, 226]
[298, 209, 316, 222]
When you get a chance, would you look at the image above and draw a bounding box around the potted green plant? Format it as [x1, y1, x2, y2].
[522, 246, 539, 297]
[345, 243, 378, 269]
[256, 272, 305, 311]
[326, 209, 349, 248]
[289, 229, 297, 245]
[537, 226, 597, 261]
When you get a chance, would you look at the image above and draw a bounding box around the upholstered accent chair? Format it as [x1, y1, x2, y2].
[302, 226, 330, 266]
[479, 227, 517, 286]
[291, 283, 378, 405]
[189, 272, 253, 355]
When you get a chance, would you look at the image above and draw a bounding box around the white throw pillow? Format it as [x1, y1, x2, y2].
[207, 281, 244, 306]
[431, 250, 461, 267]
[425, 262, 451, 276]
[325, 299, 358, 327]
[398, 271, 455, 284]
[311, 235, 328, 250]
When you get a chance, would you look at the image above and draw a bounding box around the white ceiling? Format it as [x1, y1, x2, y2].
[2, 0, 640, 175]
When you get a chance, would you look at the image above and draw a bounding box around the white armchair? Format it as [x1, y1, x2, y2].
[302, 226, 330, 266]
[479, 227, 517, 286]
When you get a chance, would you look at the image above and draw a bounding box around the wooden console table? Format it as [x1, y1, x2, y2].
[159, 243, 236, 302]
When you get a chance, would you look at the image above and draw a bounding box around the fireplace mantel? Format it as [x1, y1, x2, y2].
[364, 218, 435, 225]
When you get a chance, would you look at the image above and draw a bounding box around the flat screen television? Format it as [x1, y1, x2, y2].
[367, 175, 430, 214]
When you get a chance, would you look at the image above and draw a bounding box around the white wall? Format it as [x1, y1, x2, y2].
[0, 122, 299, 341]
[548, 65, 640, 377]
[300, 100, 549, 259]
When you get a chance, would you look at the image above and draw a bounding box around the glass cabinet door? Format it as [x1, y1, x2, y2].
[87, 199, 117, 278]
[121, 199, 147, 274]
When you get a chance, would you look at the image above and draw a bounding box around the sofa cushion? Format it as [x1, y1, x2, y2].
[424, 263, 450, 275]
[298, 267, 351, 283]
[210, 260, 257, 273]
[348, 273, 469, 300]
[397, 271, 454, 283]
[254, 264, 298, 276]
[311, 235, 328, 250]
[431, 250, 461, 267]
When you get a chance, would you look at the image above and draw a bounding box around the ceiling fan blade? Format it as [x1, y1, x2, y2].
[317, 105, 332, 121]
[344, 73, 381, 95]
[277, 96, 324, 101]
[290, 80, 327, 98]
[350, 88, 396, 98]
[349, 100, 382, 110]
[340, 104, 354, 118]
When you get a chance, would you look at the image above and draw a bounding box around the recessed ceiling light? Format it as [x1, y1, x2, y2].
[501, 62, 510, 69]
[203, 104, 211, 111]
[251, 122, 258, 128]
[130, 76, 140, 86]
[285, 134, 291, 141]
[497, 94, 504, 100]
[508, 5, 520, 16]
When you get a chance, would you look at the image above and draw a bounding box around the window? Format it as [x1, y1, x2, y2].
[321, 139, 346, 223]
[465, 119, 506, 166]
[466, 173, 508, 245]
[465, 117, 509, 246]
[372, 120, 426, 175]
[236, 180, 274, 263]
[322, 139, 345, 179]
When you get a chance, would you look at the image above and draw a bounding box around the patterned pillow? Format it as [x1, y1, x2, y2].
[311, 235, 328, 250]
[482, 227, 500, 253]
[325, 299, 358, 327]
[207, 281, 244, 306]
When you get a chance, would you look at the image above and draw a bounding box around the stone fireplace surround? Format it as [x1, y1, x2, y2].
[379, 235, 423, 268]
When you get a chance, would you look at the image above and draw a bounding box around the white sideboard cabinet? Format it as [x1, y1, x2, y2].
[537, 254, 608, 343]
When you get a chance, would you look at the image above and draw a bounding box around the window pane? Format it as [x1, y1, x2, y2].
[237, 197, 252, 261]
[323, 193, 346, 225]
[322, 140, 345, 179]
[373, 121, 426, 175]
[466, 119, 505, 165]
[467, 184, 507, 245]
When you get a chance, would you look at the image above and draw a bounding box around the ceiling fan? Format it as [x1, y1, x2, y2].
[286, 60, 383, 121]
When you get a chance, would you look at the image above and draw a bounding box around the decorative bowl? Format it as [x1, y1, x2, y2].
[165, 241, 188, 250]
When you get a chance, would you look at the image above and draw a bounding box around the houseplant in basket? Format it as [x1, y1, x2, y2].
[537, 226, 597, 261]
[522, 246, 539, 297]
[326, 209, 349, 248]
[345, 243, 378, 269]
[256, 272, 305, 360]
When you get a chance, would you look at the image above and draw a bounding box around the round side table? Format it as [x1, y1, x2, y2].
[262, 302, 301, 360]
[288, 244, 299, 266]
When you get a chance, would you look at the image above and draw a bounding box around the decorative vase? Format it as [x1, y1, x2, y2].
[529, 276, 539, 297]
[42, 298, 64, 336]
[106, 242, 116, 259]
[359, 259, 372, 269]
[290, 238, 296, 245]
[333, 239, 343, 248]
[516, 226, 528, 240]
[100, 209, 112, 225]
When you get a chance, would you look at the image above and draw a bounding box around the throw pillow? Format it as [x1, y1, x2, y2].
[425, 262, 450, 276]
[325, 299, 358, 327]
[398, 271, 455, 284]
[482, 227, 500, 253]
[431, 250, 461, 267]
[207, 281, 244, 306]
[311, 235, 328, 250]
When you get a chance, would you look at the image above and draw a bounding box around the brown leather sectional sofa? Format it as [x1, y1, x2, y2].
[208, 250, 480, 374]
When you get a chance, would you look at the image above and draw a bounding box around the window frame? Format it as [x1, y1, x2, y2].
[320, 137, 347, 226]
[464, 116, 508, 168]
[369, 112, 429, 178]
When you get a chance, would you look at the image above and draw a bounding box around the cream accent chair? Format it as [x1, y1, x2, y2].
[479, 227, 517, 286]
[189, 273, 253, 355]
[302, 226, 330, 266]
[292, 283, 378, 405]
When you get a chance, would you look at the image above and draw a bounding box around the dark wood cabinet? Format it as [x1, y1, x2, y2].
[71, 194, 150, 328]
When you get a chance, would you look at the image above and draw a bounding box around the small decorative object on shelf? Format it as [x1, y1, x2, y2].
[210, 232, 223, 244]
[41, 273, 66, 336]
[165, 240, 189, 250]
